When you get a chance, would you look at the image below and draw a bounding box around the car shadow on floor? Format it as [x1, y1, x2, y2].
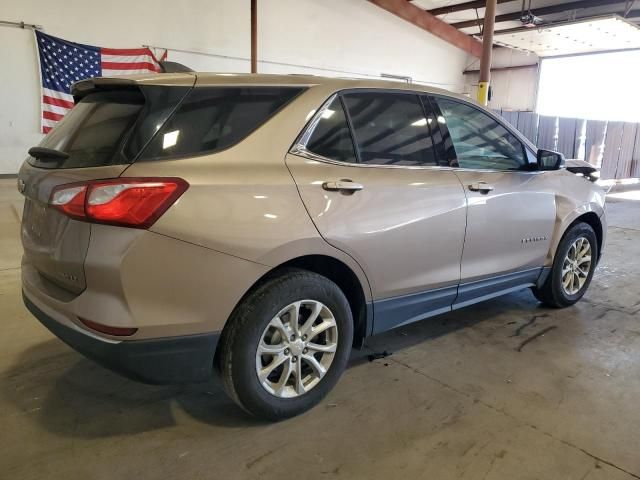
[2, 290, 547, 438]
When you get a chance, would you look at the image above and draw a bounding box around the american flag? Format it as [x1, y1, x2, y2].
[36, 31, 166, 133]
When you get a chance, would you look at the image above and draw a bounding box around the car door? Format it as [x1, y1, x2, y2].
[286, 90, 467, 333]
[427, 95, 556, 307]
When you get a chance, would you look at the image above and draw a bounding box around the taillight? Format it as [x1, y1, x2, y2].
[49, 178, 188, 228]
[50, 185, 87, 220]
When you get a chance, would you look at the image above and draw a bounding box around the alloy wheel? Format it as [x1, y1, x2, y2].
[255, 300, 338, 398]
[561, 236, 592, 295]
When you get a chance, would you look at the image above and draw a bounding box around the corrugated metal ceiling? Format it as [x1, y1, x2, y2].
[407, 0, 640, 55]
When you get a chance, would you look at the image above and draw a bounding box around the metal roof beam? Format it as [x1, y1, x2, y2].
[369, 0, 484, 57]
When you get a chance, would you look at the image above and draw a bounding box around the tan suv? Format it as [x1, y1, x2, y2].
[19, 73, 606, 420]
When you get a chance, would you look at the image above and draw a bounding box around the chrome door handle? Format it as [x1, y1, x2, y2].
[468, 182, 494, 193]
[322, 180, 364, 192]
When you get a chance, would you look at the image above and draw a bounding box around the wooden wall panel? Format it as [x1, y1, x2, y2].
[584, 120, 607, 167]
[466, 109, 638, 179]
[617, 123, 638, 179]
[557, 117, 578, 159]
[601, 122, 624, 180]
[573, 119, 585, 161]
[516, 112, 539, 144]
[537, 116, 557, 151]
[631, 127, 640, 179]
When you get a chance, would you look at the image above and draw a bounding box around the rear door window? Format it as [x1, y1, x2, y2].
[138, 86, 306, 160]
[342, 92, 438, 166]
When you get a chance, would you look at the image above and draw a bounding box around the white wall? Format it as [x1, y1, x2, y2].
[463, 47, 539, 111]
[0, 0, 469, 174]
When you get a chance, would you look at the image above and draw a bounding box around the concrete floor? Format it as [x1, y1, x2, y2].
[1, 178, 639, 480]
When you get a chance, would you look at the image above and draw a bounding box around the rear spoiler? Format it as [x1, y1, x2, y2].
[71, 77, 140, 101]
[71, 72, 196, 101]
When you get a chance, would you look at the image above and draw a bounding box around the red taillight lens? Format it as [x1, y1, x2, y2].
[50, 178, 188, 228]
[86, 179, 187, 228]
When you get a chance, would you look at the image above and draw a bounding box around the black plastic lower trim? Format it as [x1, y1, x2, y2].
[453, 268, 542, 309]
[369, 268, 545, 336]
[536, 266, 552, 288]
[372, 285, 457, 335]
[23, 291, 220, 384]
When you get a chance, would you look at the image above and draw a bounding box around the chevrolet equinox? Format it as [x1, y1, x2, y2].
[19, 73, 606, 420]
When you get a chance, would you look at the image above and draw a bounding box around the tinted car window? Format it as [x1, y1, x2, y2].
[32, 90, 144, 169]
[124, 86, 192, 160]
[305, 97, 356, 163]
[419, 96, 455, 167]
[342, 92, 437, 166]
[434, 97, 526, 170]
[139, 86, 305, 160]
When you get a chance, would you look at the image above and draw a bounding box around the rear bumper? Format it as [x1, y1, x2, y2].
[23, 291, 220, 384]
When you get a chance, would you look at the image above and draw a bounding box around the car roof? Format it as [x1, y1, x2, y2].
[73, 72, 473, 104]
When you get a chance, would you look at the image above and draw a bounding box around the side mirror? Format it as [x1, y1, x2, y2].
[537, 149, 565, 171]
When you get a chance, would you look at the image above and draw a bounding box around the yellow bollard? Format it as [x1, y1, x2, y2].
[477, 81, 490, 106]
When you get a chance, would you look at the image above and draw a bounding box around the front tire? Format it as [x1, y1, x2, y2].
[532, 222, 598, 308]
[216, 269, 353, 421]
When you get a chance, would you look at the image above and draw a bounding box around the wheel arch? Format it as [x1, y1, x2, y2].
[549, 211, 604, 264]
[572, 212, 603, 259]
[228, 254, 372, 349]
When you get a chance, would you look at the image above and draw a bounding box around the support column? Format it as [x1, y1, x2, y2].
[477, 0, 497, 105]
[251, 0, 257, 73]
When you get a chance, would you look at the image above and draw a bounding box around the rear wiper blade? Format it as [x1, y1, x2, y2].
[28, 147, 69, 161]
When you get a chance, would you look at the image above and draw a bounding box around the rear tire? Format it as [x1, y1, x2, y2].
[532, 222, 598, 308]
[216, 269, 353, 421]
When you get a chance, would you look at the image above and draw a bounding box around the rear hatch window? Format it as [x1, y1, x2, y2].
[29, 87, 191, 169]
[31, 90, 144, 169]
[137, 86, 306, 160]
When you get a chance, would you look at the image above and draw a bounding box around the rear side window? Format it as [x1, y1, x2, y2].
[123, 86, 192, 160]
[139, 86, 306, 160]
[342, 92, 438, 166]
[305, 97, 356, 162]
[32, 91, 144, 169]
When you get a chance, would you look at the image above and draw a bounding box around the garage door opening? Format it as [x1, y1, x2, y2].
[536, 50, 640, 123]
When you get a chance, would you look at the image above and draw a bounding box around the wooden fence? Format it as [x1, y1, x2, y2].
[494, 110, 640, 180]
